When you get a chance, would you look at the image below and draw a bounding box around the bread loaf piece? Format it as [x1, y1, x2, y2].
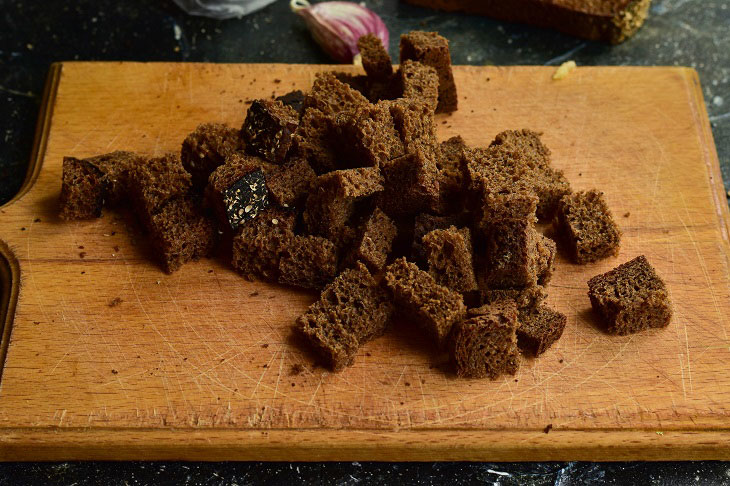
[401, 0, 652, 44]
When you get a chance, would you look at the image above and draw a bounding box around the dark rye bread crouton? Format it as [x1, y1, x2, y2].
[290, 108, 339, 174]
[303, 72, 370, 117]
[278, 235, 338, 290]
[517, 305, 567, 356]
[378, 148, 440, 218]
[536, 234, 557, 286]
[204, 154, 272, 231]
[181, 123, 244, 189]
[399, 31, 457, 113]
[555, 190, 621, 264]
[59, 157, 107, 220]
[399, 60, 439, 112]
[411, 212, 468, 264]
[345, 207, 398, 273]
[422, 226, 477, 292]
[265, 157, 316, 208]
[436, 136, 468, 214]
[384, 257, 466, 348]
[484, 219, 545, 289]
[241, 99, 299, 164]
[587, 255, 672, 335]
[297, 262, 394, 371]
[450, 300, 520, 379]
[148, 197, 216, 273]
[275, 90, 306, 114]
[231, 208, 296, 281]
[357, 34, 393, 81]
[127, 153, 192, 222]
[335, 102, 405, 168]
[303, 167, 384, 241]
[86, 150, 143, 205]
[333, 72, 370, 96]
[385, 98, 440, 161]
[466, 285, 547, 313]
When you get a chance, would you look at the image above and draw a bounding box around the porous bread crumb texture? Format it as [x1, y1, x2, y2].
[181, 123, 243, 189]
[357, 34, 393, 81]
[399, 31, 457, 113]
[555, 189, 621, 264]
[59, 157, 107, 220]
[384, 257, 466, 349]
[297, 262, 394, 371]
[56, 30, 666, 380]
[588, 255, 672, 335]
[450, 300, 520, 379]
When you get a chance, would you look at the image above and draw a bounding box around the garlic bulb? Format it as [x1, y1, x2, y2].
[291, 0, 389, 63]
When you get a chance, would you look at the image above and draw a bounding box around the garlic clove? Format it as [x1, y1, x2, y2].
[291, 0, 389, 64]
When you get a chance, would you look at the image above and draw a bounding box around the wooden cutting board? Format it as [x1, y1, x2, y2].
[0, 63, 729, 461]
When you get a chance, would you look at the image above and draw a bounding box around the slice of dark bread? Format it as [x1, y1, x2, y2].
[335, 102, 405, 168]
[450, 300, 520, 379]
[422, 226, 477, 292]
[345, 207, 398, 273]
[278, 235, 338, 290]
[302, 72, 370, 117]
[290, 108, 339, 174]
[357, 34, 393, 81]
[86, 150, 143, 205]
[231, 208, 296, 281]
[400, 0, 652, 44]
[587, 255, 672, 335]
[127, 153, 192, 222]
[297, 262, 394, 371]
[399, 60, 439, 112]
[265, 157, 316, 208]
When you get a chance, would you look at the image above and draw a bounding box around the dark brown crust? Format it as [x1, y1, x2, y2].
[401, 0, 652, 44]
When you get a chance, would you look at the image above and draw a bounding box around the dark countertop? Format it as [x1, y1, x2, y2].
[0, 0, 728, 483]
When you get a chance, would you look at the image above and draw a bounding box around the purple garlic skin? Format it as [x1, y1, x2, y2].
[291, 0, 389, 63]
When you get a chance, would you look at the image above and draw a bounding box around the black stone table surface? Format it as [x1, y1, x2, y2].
[0, 0, 728, 483]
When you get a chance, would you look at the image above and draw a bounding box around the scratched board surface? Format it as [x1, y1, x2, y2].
[0, 63, 729, 460]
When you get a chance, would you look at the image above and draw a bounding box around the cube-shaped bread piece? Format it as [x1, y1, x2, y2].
[205, 154, 272, 231]
[345, 207, 398, 273]
[384, 257, 466, 348]
[490, 130, 570, 221]
[181, 123, 244, 189]
[485, 219, 543, 289]
[59, 157, 107, 220]
[335, 102, 405, 168]
[399, 31, 457, 113]
[536, 234, 557, 286]
[556, 190, 621, 264]
[422, 226, 477, 293]
[276, 90, 306, 114]
[86, 151, 143, 205]
[450, 300, 520, 379]
[303, 167, 384, 240]
[378, 149, 440, 217]
[466, 285, 547, 313]
[517, 305, 567, 356]
[290, 108, 339, 174]
[386, 99, 440, 160]
[587, 255, 672, 335]
[278, 235, 338, 290]
[302, 72, 370, 116]
[265, 157, 316, 207]
[241, 99, 298, 164]
[357, 34, 393, 81]
[231, 208, 296, 281]
[411, 212, 467, 263]
[399, 60, 439, 112]
[148, 197, 216, 273]
[436, 136, 468, 213]
[127, 153, 192, 220]
[297, 262, 394, 371]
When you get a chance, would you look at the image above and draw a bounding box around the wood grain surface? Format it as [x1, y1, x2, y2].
[0, 62, 729, 461]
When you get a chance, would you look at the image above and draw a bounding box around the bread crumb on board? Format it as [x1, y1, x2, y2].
[553, 61, 577, 80]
